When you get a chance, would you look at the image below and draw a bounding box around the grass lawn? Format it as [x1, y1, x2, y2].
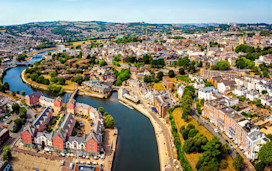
[176, 74, 190, 83]
[153, 82, 165, 91]
[172, 108, 235, 171]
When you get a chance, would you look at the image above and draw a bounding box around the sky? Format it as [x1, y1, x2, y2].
[0, 0, 271, 26]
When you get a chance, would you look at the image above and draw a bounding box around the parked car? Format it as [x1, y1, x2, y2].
[61, 160, 65, 166]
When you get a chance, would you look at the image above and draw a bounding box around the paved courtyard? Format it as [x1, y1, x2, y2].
[11, 151, 65, 171]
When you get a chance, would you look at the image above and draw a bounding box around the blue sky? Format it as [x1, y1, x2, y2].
[0, 0, 271, 25]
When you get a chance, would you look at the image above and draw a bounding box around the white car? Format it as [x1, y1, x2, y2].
[214, 129, 218, 133]
[60, 161, 65, 166]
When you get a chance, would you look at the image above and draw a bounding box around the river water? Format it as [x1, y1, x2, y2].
[3, 51, 160, 171]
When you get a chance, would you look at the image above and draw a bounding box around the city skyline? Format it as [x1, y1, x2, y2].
[0, 0, 271, 26]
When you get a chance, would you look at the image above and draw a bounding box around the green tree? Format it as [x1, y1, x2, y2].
[98, 107, 104, 114]
[205, 82, 213, 87]
[262, 90, 268, 94]
[258, 141, 272, 165]
[188, 129, 199, 138]
[212, 61, 230, 71]
[178, 57, 190, 66]
[255, 161, 265, 171]
[143, 54, 151, 64]
[105, 115, 115, 128]
[21, 91, 26, 95]
[99, 60, 107, 67]
[19, 107, 27, 119]
[179, 67, 185, 75]
[2, 145, 12, 161]
[168, 70, 175, 78]
[3, 82, 9, 91]
[58, 77, 66, 85]
[233, 155, 244, 171]
[12, 103, 20, 113]
[156, 71, 164, 80]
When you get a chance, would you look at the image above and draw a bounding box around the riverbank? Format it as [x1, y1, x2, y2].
[21, 68, 107, 99]
[118, 88, 174, 171]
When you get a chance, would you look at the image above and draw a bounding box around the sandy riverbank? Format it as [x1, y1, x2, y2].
[118, 88, 173, 171]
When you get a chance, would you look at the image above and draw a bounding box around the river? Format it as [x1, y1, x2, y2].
[3, 51, 160, 171]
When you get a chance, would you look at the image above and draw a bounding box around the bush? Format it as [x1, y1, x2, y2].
[220, 159, 228, 169]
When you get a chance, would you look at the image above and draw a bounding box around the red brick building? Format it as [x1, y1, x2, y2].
[21, 125, 36, 144]
[25, 92, 43, 106]
[53, 97, 63, 112]
[66, 99, 76, 114]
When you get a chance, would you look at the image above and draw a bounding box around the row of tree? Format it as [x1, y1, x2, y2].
[181, 86, 195, 122]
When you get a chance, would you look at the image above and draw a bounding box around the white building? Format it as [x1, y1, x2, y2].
[39, 96, 54, 108]
[232, 86, 247, 97]
[34, 132, 53, 147]
[177, 84, 186, 97]
[198, 86, 218, 101]
[193, 80, 205, 89]
[246, 128, 269, 159]
[246, 90, 260, 101]
[261, 95, 272, 106]
[217, 80, 236, 94]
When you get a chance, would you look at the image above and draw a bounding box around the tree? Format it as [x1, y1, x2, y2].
[262, 90, 268, 94]
[168, 70, 175, 78]
[98, 107, 104, 114]
[30, 73, 39, 81]
[205, 82, 213, 87]
[178, 57, 190, 67]
[266, 134, 272, 140]
[58, 77, 66, 85]
[188, 129, 199, 138]
[212, 61, 230, 71]
[12, 103, 20, 113]
[156, 71, 164, 80]
[2, 145, 12, 161]
[3, 82, 9, 91]
[105, 115, 115, 128]
[99, 60, 107, 67]
[196, 137, 224, 171]
[19, 107, 27, 119]
[233, 155, 244, 171]
[258, 141, 272, 164]
[179, 68, 185, 75]
[143, 54, 151, 64]
[255, 161, 265, 171]
[21, 91, 26, 95]
[182, 128, 190, 140]
[236, 59, 247, 69]
[263, 70, 269, 78]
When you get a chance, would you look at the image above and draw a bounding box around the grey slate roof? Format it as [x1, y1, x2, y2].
[27, 92, 43, 99]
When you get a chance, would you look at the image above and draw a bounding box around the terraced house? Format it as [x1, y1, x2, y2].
[21, 99, 104, 155]
[203, 98, 269, 160]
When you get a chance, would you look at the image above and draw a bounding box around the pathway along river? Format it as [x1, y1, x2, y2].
[3, 51, 160, 171]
